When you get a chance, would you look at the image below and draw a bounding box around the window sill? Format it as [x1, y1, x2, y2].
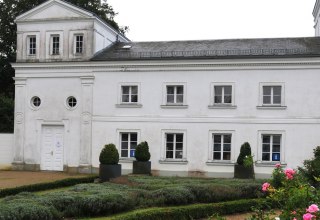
[206, 161, 235, 166]
[161, 105, 188, 109]
[208, 105, 237, 109]
[256, 106, 287, 110]
[159, 159, 188, 164]
[119, 158, 136, 163]
[255, 161, 287, 167]
[116, 103, 143, 108]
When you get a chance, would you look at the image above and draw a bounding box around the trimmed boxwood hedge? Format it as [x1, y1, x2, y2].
[0, 176, 266, 219]
[0, 175, 97, 198]
[107, 198, 276, 220]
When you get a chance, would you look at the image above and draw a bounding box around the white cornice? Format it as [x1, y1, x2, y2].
[11, 57, 320, 73]
[92, 115, 320, 125]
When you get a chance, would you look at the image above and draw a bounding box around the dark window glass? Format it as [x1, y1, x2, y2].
[52, 36, 60, 55]
[213, 134, 231, 160]
[165, 133, 184, 159]
[32, 97, 41, 107]
[29, 36, 36, 55]
[75, 35, 83, 53]
[214, 86, 232, 104]
[262, 134, 281, 161]
[67, 97, 77, 108]
[121, 133, 138, 158]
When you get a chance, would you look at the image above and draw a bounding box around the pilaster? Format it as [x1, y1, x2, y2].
[79, 76, 94, 171]
[12, 77, 27, 167]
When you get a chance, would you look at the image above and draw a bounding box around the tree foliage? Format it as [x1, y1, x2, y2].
[0, 95, 14, 133]
[0, 0, 127, 132]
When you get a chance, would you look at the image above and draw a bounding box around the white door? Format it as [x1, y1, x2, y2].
[41, 125, 64, 171]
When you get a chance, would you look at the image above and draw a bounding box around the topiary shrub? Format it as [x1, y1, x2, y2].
[99, 144, 119, 165]
[135, 141, 151, 162]
[237, 142, 252, 165]
[298, 146, 320, 187]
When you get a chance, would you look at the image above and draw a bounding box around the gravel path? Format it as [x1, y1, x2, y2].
[0, 171, 89, 189]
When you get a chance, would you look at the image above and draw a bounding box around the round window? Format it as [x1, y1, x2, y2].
[67, 96, 77, 108]
[31, 96, 41, 108]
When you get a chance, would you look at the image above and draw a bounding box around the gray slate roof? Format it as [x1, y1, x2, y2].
[91, 37, 320, 61]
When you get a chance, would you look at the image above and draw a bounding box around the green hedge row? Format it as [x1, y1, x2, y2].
[0, 175, 97, 198]
[107, 198, 275, 220]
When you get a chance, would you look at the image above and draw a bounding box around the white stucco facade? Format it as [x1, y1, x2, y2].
[8, 0, 320, 178]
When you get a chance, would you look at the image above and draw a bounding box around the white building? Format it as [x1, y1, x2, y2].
[7, 0, 320, 178]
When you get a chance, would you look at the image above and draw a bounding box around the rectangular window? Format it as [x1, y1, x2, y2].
[165, 133, 184, 159]
[214, 85, 232, 104]
[166, 85, 184, 104]
[213, 134, 232, 160]
[120, 132, 138, 158]
[75, 35, 83, 54]
[262, 86, 281, 105]
[28, 36, 36, 55]
[262, 134, 281, 162]
[52, 35, 60, 55]
[121, 86, 138, 103]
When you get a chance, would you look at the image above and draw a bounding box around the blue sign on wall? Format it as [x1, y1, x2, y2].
[130, 150, 135, 157]
[272, 153, 280, 161]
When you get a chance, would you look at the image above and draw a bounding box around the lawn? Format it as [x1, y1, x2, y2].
[0, 175, 267, 220]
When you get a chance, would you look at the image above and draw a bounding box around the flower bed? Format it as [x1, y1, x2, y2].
[258, 164, 320, 220]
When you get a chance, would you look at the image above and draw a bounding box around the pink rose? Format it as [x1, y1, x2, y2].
[307, 204, 319, 213]
[303, 213, 314, 220]
[262, 182, 270, 192]
[275, 163, 281, 168]
[293, 218, 297, 220]
[291, 211, 297, 215]
[285, 168, 296, 180]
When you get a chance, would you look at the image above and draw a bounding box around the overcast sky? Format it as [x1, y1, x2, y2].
[107, 0, 316, 42]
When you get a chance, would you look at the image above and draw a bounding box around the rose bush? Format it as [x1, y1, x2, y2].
[257, 165, 320, 220]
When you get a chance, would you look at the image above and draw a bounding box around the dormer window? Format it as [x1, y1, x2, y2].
[75, 35, 83, 54]
[28, 36, 36, 55]
[51, 35, 60, 55]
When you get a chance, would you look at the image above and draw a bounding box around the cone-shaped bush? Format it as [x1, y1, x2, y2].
[237, 142, 252, 165]
[135, 141, 151, 162]
[99, 143, 119, 165]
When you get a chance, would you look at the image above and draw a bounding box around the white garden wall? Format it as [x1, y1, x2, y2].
[0, 134, 13, 170]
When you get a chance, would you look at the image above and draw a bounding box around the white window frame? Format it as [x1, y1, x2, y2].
[160, 129, 187, 163]
[64, 95, 79, 111]
[46, 31, 63, 59]
[27, 35, 37, 56]
[24, 32, 39, 59]
[258, 82, 286, 109]
[117, 129, 140, 160]
[74, 34, 84, 55]
[256, 130, 286, 165]
[29, 95, 42, 111]
[208, 130, 235, 163]
[116, 83, 142, 108]
[161, 83, 187, 108]
[209, 82, 236, 108]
